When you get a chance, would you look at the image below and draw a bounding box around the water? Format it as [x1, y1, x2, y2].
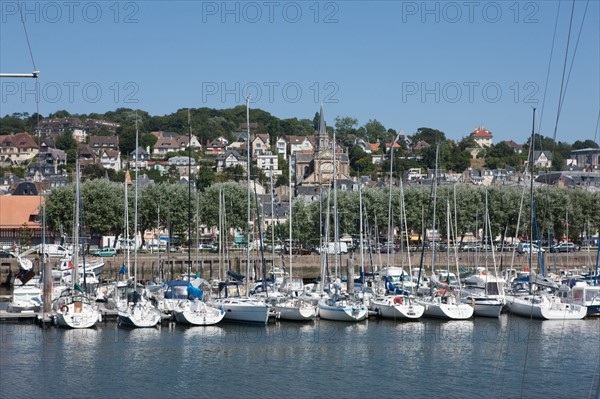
[1, 316, 599, 399]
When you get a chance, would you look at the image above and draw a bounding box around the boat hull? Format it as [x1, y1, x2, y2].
[418, 298, 474, 320]
[274, 302, 317, 321]
[462, 297, 503, 318]
[211, 299, 270, 324]
[370, 296, 424, 320]
[118, 303, 162, 328]
[173, 301, 225, 326]
[506, 295, 587, 320]
[55, 303, 100, 329]
[318, 300, 368, 322]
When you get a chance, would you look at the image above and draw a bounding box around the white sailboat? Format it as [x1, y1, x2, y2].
[117, 117, 161, 328]
[273, 159, 317, 321]
[505, 109, 586, 321]
[54, 160, 101, 329]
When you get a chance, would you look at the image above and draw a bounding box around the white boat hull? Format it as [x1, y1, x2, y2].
[211, 298, 270, 324]
[370, 296, 425, 320]
[274, 301, 317, 321]
[173, 301, 225, 326]
[506, 295, 587, 320]
[55, 302, 101, 329]
[118, 302, 162, 328]
[418, 297, 474, 320]
[462, 297, 503, 318]
[318, 299, 368, 322]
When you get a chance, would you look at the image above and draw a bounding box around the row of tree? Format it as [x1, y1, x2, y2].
[44, 180, 600, 249]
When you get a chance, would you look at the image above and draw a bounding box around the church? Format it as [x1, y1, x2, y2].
[294, 105, 351, 187]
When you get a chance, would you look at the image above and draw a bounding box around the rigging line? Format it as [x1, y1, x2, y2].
[17, 0, 37, 71]
[594, 109, 600, 145]
[537, 0, 562, 135]
[560, 0, 590, 109]
[551, 0, 577, 144]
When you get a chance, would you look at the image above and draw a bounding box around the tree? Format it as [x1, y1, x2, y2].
[485, 141, 522, 169]
[412, 127, 446, 145]
[196, 166, 215, 192]
[572, 140, 599, 150]
[55, 130, 77, 153]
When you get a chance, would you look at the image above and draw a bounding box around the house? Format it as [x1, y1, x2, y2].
[129, 147, 150, 169]
[252, 134, 270, 157]
[0, 173, 20, 193]
[99, 149, 121, 172]
[276, 137, 287, 160]
[0, 133, 39, 166]
[384, 142, 401, 152]
[287, 136, 315, 156]
[168, 156, 197, 177]
[36, 147, 67, 174]
[27, 162, 56, 182]
[470, 126, 493, 148]
[256, 152, 281, 177]
[205, 137, 228, 156]
[147, 161, 169, 175]
[334, 179, 358, 192]
[503, 140, 524, 154]
[356, 139, 372, 154]
[78, 145, 97, 167]
[215, 150, 247, 172]
[260, 201, 289, 229]
[89, 136, 119, 154]
[528, 151, 553, 169]
[413, 140, 431, 152]
[371, 154, 385, 165]
[83, 119, 120, 134]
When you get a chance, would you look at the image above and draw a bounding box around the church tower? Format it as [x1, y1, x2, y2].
[316, 103, 330, 153]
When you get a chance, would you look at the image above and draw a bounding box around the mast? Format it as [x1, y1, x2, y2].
[289, 157, 293, 280]
[188, 109, 192, 282]
[245, 95, 251, 296]
[359, 181, 364, 276]
[387, 132, 401, 268]
[528, 107, 536, 294]
[270, 169, 275, 273]
[134, 115, 139, 287]
[72, 160, 80, 290]
[125, 170, 131, 279]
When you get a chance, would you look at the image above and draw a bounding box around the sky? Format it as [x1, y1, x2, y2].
[1, 0, 599, 145]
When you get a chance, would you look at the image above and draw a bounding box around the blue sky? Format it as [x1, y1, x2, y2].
[1, 1, 598, 144]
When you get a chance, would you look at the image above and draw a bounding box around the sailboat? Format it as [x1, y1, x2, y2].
[369, 133, 424, 320]
[505, 108, 586, 320]
[273, 161, 317, 321]
[117, 117, 162, 328]
[54, 160, 101, 329]
[315, 105, 368, 322]
[416, 144, 473, 320]
[208, 96, 270, 324]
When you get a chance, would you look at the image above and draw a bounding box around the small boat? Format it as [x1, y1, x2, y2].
[209, 281, 270, 324]
[566, 282, 600, 317]
[7, 284, 42, 313]
[173, 299, 225, 326]
[370, 295, 424, 320]
[418, 291, 475, 320]
[505, 292, 587, 320]
[318, 294, 368, 322]
[273, 297, 317, 321]
[54, 288, 101, 329]
[118, 294, 162, 328]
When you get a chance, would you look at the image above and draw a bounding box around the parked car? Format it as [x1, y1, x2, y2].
[0, 250, 18, 259]
[378, 243, 398, 253]
[550, 242, 579, 253]
[517, 243, 544, 254]
[91, 247, 117, 257]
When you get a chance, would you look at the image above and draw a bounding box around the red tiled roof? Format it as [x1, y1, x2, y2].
[370, 143, 379, 152]
[470, 127, 493, 137]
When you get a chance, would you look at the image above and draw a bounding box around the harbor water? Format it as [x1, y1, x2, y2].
[1, 316, 599, 398]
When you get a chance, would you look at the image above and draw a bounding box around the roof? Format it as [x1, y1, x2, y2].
[470, 127, 493, 138]
[0, 133, 39, 150]
[370, 143, 379, 152]
[89, 136, 119, 147]
[503, 140, 523, 150]
[0, 195, 44, 228]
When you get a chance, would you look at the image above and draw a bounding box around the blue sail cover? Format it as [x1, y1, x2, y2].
[187, 284, 203, 300]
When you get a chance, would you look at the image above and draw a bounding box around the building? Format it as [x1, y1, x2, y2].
[99, 149, 121, 172]
[0, 133, 39, 166]
[275, 137, 287, 160]
[287, 136, 315, 156]
[0, 195, 47, 248]
[168, 156, 197, 177]
[89, 136, 119, 154]
[503, 140, 524, 154]
[294, 106, 351, 187]
[570, 148, 600, 171]
[129, 147, 150, 169]
[470, 126, 493, 148]
[256, 152, 281, 177]
[215, 150, 247, 173]
[528, 151, 553, 169]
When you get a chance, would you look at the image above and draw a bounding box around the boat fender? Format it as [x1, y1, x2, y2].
[60, 305, 69, 313]
[393, 296, 403, 305]
[471, 298, 475, 307]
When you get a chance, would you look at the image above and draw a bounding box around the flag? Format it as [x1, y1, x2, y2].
[74, 283, 84, 292]
[119, 265, 127, 275]
[67, 261, 75, 269]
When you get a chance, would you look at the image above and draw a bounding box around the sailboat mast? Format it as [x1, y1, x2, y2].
[134, 116, 139, 287]
[73, 159, 80, 289]
[188, 109, 192, 282]
[359, 181, 364, 274]
[528, 107, 536, 294]
[289, 157, 293, 281]
[387, 132, 401, 268]
[245, 95, 251, 296]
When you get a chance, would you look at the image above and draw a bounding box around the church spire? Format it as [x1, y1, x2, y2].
[317, 103, 329, 152]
